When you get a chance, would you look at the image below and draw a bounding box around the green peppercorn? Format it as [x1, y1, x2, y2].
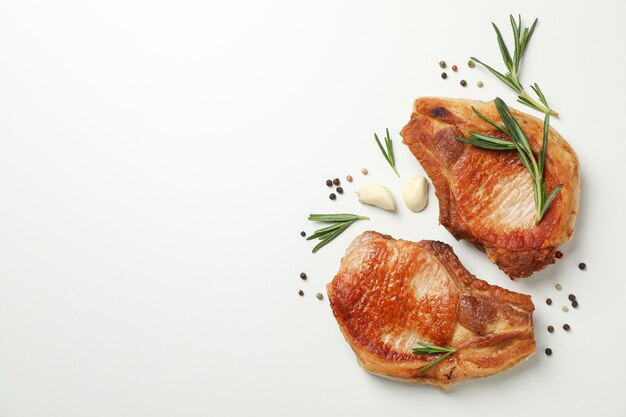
[439, 60, 446, 69]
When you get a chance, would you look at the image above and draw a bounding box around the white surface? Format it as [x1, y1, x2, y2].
[0, 1, 625, 416]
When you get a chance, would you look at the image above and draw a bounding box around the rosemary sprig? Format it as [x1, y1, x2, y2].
[374, 128, 400, 177]
[412, 341, 456, 372]
[307, 214, 369, 253]
[472, 15, 558, 116]
[457, 98, 563, 224]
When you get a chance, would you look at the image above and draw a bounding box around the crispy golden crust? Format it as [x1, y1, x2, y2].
[327, 231, 535, 390]
[400, 97, 580, 278]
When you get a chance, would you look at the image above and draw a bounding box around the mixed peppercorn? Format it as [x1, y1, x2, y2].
[438, 60, 482, 87]
[543, 258, 587, 356]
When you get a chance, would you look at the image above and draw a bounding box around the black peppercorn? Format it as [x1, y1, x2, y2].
[578, 262, 586, 270]
[329, 193, 336, 200]
[563, 324, 570, 331]
[546, 298, 552, 305]
[571, 300, 578, 308]
[325, 179, 333, 187]
[299, 272, 307, 280]
[333, 178, 340, 186]
[568, 294, 576, 301]
[300, 231, 306, 237]
[336, 186, 343, 194]
[298, 290, 304, 296]
[545, 348, 552, 356]
[460, 79, 467, 87]
[441, 72, 448, 79]
[547, 325, 554, 333]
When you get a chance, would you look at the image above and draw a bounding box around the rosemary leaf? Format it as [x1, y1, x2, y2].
[374, 129, 400, 177]
[472, 15, 558, 116]
[457, 98, 563, 223]
[307, 213, 369, 253]
[308, 214, 367, 223]
[412, 341, 457, 372]
[311, 222, 353, 253]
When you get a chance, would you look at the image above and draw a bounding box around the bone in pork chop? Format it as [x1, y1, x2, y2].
[401, 98, 580, 278]
[327, 231, 535, 390]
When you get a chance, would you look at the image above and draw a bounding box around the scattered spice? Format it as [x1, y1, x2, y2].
[298, 290, 304, 296]
[299, 272, 307, 280]
[333, 178, 340, 186]
[439, 60, 447, 69]
[300, 231, 306, 237]
[325, 179, 333, 187]
[547, 325, 554, 333]
[460, 80, 467, 87]
[546, 298, 552, 305]
[477, 81, 484, 88]
[441, 72, 448, 79]
[568, 294, 576, 301]
[571, 300, 578, 308]
[562, 305, 569, 312]
[468, 60, 475, 68]
[578, 262, 586, 270]
[336, 186, 344, 194]
[329, 193, 336, 200]
[361, 168, 368, 175]
[563, 324, 571, 331]
[555, 283, 562, 291]
[555, 250, 563, 259]
[346, 175, 353, 182]
[316, 293, 324, 300]
[545, 348, 552, 356]
[452, 64, 458, 72]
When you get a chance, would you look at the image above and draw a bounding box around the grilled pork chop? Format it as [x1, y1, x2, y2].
[401, 98, 580, 278]
[327, 231, 535, 390]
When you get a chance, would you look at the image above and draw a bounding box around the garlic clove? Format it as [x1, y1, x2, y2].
[356, 184, 396, 212]
[403, 174, 429, 212]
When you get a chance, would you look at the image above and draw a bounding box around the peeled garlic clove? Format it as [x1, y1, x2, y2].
[403, 174, 429, 212]
[356, 184, 396, 212]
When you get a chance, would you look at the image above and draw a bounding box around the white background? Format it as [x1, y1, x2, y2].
[1, 1, 625, 416]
